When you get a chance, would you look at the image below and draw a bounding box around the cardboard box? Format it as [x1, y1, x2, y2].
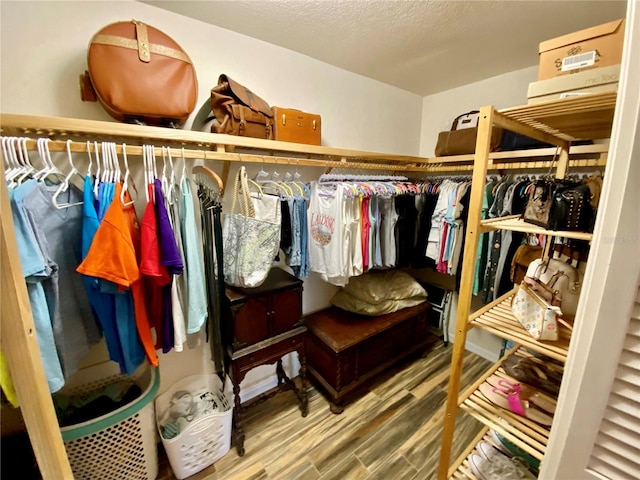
[528, 64, 620, 104]
[538, 19, 625, 80]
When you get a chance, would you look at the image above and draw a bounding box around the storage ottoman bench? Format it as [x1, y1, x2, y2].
[303, 302, 434, 413]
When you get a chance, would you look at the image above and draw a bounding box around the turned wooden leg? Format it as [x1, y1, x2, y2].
[329, 401, 344, 414]
[232, 383, 245, 456]
[276, 359, 287, 386]
[298, 351, 309, 417]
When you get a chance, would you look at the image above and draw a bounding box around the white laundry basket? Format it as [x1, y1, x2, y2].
[155, 374, 233, 479]
[57, 362, 160, 480]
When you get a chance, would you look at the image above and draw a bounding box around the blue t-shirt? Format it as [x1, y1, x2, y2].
[99, 282, 145, 375]
[10, 181, 65, 392]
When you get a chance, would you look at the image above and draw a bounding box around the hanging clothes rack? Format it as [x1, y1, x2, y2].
[0, 98, 614, 479]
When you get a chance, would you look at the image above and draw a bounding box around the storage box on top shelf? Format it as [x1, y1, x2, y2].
[538, 19, 625, 81]
[527, 64, 620, 104]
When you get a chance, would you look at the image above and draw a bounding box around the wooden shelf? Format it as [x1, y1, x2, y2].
[498, 91, 617, 141]
[469, 290, 571, 363]
[480, 215, 594, 242]
[0, 112, 432, 170]
[461, 373, 551, 462]
[448, 426, 488, 479]
[450, 458, 480, 480]
[434, 143, 608, 164]
[455, 346, 560, 466]
[0, 112, 609, 174]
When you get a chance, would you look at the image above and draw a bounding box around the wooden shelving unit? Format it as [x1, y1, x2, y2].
[437, 91, 618, 480]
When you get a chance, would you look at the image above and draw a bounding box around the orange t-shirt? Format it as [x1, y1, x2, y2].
[77, 183, 158, 366]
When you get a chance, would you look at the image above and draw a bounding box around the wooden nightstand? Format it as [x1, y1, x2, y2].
[224, 268, 308, 456]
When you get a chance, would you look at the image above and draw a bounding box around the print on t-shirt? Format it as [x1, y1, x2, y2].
[310, 212, 335, 246]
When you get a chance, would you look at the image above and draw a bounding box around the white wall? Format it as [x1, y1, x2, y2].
[418, 65, 540, 361]
[0, 0, 423, 400]
[419, 66, 538, 157]
[0, 1, 422, 156]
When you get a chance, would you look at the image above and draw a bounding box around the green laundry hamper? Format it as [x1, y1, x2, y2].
[57, 362, 160, 480]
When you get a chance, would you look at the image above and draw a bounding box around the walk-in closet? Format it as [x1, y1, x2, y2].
[1, 1, 639, 480]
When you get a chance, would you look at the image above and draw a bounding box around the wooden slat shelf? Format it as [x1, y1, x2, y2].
[451, 459, 479, 480]
[498, 91, 617, 141]
[469, 290, 571, 363]
[448, 426, 489, 479]
[480, 215, 594, 242]
[456, 346, 560, 465]
[434, 143, 608, 163]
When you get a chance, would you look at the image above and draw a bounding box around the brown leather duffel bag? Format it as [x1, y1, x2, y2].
[80, 20, 198, 127]
[193, 75, 274, 139]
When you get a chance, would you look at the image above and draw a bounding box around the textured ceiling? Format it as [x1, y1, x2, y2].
[143, 0, 627, 96]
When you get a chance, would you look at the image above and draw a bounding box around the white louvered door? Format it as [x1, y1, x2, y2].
[586, 287, 640, 479]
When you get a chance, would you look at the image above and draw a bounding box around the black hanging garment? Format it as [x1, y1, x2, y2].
[196, 184, 227, 380]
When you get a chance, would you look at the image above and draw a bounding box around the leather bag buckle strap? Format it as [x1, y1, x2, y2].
[132, 20, 151, 63]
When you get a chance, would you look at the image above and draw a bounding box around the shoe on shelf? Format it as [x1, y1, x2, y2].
[502, 353, 563, 397]
[468, 452, 537, 480]
[476, 440, 508, 462]
[485, 374, 557, 414]
[488, 429, 541, 473]
[478, 377, 554, 426]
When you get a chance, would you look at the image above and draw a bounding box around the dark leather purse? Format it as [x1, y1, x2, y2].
[192, 74, 274, 139]
[523, 179, 594, 232]
[548, 183, 594, 232]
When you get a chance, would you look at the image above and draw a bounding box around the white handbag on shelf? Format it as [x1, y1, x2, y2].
[525, 258, 581, 317]
[511, 281, 568, 341]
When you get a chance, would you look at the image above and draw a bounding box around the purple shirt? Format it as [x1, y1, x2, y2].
[153, 179, 183, 353]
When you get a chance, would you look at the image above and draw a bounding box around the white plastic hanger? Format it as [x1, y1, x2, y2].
[120, 143, 137, 207]
[37, 139, 64, 184]
[15, 138, 37, 185]
[143, 145, 150, 203]
[110, 142, 121, 183]
[144, 144, 156, 203]
[4, 138, 21, 184]
[52, 140, 83, 209]
[34, 138, 49, 180]
[85, 141, 93, 177]
[100, 141, 110, 185]
[167, 147, 177, 204]
[93, 141, 100, 200]
[160, 146, 169, 198]
[180, 147, 187, 187]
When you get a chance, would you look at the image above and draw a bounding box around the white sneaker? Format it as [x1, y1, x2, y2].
[468, 451, 536, 480]
[488, 429, 511, 455]
[476, 440, 507, 462]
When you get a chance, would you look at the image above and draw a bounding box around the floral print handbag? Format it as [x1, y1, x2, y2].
[511, 281, 571, 341]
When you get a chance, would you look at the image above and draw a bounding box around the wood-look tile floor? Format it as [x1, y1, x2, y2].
[157, 341, 491, 480]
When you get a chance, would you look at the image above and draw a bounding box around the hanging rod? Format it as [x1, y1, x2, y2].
[3, 138, 428, 172]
